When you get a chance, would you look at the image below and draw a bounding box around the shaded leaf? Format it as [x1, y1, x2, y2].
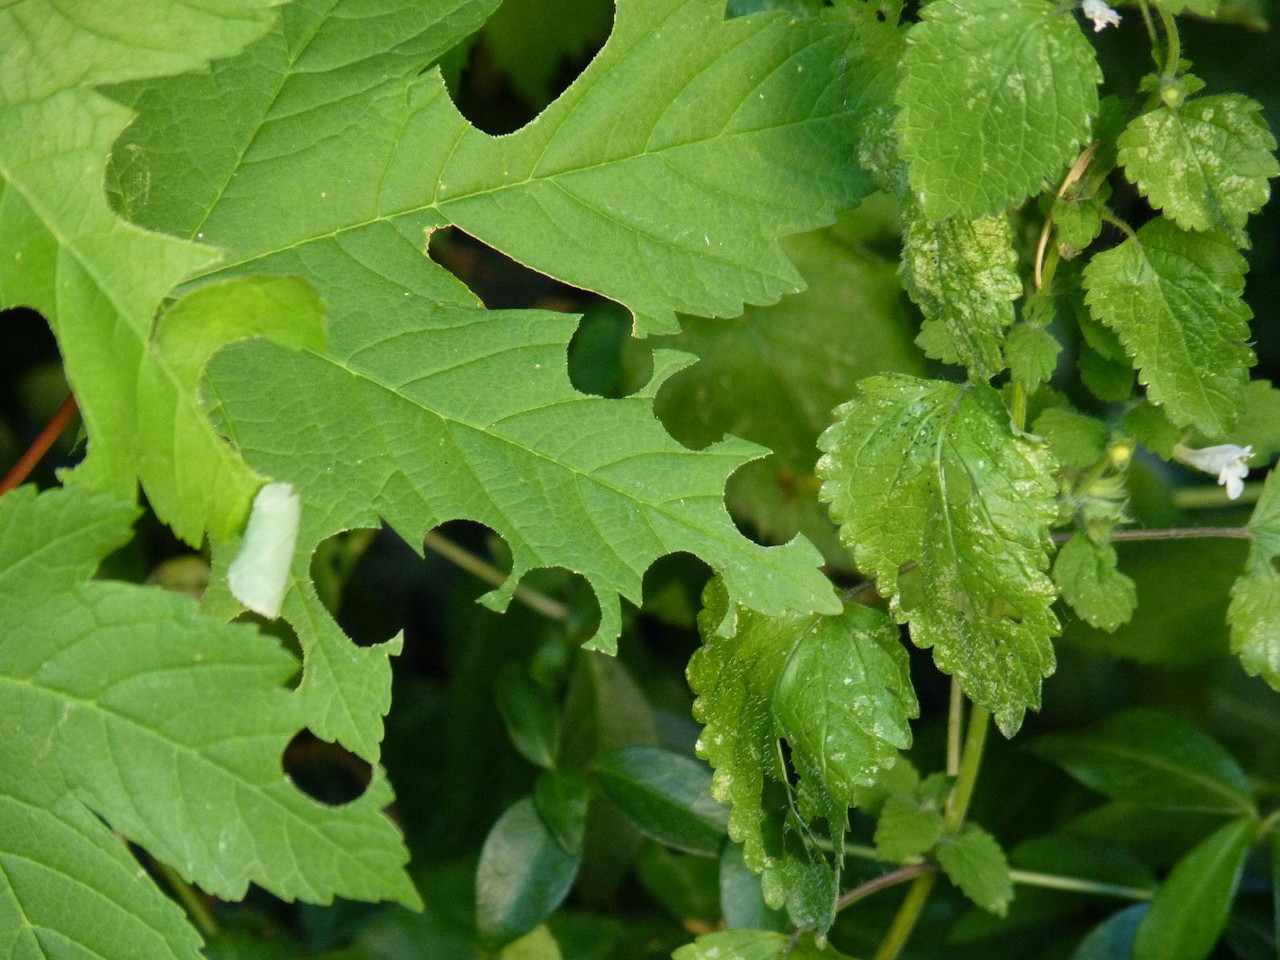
[874, 793, 945, 862]
[1070, 905, 1148, 960]
[1030, 708, 1255, 815]
[1133, 818, 1254, 960]
[673, 929, 854, 960]
[1034, 409, 1109, 470]
[818, 375, 1060, 735]
[497, 664, 561, 769]
[476, 798, 581, 946]
[592, 747, 728, 856]
[720, 842, 788, 932]
[533, 770, 590, 857]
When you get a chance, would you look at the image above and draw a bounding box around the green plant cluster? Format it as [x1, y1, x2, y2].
[2, 0, 1279, 958]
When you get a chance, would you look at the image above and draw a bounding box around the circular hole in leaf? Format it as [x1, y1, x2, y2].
[283, 729, 372, 806]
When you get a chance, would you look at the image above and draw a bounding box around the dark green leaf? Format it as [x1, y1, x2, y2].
[1070, 905, 1147, 960]
[1133, 817, 1254, 960]
[1030, 709, 1255, 815]
[593, 747, 728, 856]
[533, 770, 590, 857]
[673, 929, 854, 960]
[635, 845, 720, 921]
[476, 798, 581, 946]
[936, 824, 1014, 916]
[720, 842, 787, 932]
[559, 651, 659, 770]
[497, 664, 561, 769]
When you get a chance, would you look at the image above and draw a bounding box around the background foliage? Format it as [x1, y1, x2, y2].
[2, 0, 1280, 958]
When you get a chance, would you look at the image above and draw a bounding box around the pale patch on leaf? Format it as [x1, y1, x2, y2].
[818, 375, 1060, 735]
[229, 482, 301, 619]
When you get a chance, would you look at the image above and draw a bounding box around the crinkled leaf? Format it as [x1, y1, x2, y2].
[1034, 408, 1109, 470]
[592, 747, 729, 856]
[817, 374, 1060, 735]
[655, 211, 923, 570]
[874, 793, 945, 862]
[0, 486, 418, 960]
[1228, 469, 1280, 689]
[1083, 217, 1254, 437]
[1133, 818, 1253, 960]
[896, 0, 1101, 219]
[1030, 708, 1255, 815]
[1117, 94, 1278, 236]
[0, 1, 296, 544]
[476, 798, 581, 947]
[901, 204, 1021, 380]
[936, 824, 1014, 917]
[112, 0, 873, 337]
[688, 580, 913, 866]
[673, 929, 854, 960]
[1054, 534, 1137, 632]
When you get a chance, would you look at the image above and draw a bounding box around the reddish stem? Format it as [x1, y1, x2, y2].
[0, 394, 79, 495]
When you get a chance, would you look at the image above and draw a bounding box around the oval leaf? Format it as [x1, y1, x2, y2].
[592, 746, 728, 856]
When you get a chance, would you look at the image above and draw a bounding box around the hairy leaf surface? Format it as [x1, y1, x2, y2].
[1117, 94, 1278, 236]
[896, 0, 1101, 219]
[1083, 218, 1254, 437]
[1053, 534, 1137, 632]
[688, 578, 915, 882]
[817, 375, 1060, 735]
[0, 486, 418, 959]
[1228, 469, 1280, 689]
[902, 204, 1021, 380]
[936, 824, 1014, 916]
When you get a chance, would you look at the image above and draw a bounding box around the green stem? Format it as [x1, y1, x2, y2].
[1134, 0, 1164, 71]
[946, 680, 964, 777]
[154, 859, 219, 939]
[1174, 483, 1264, 509]
[1155, 1, 1181, 78]
[872, 872, 937, 960]
[944, 704, 990, 831]
[423, 531, 570, 621]
[1101, 211, 1139, 242]
[1007, 869, 1153, 901]
[836, 863, 936, 913]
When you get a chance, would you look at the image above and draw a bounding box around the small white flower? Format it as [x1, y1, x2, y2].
[1082, 0, 1121, 31]
[1172, 443, 1254, 500]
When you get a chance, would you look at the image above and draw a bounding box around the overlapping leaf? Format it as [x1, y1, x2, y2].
[901, 203, 1021, 380]
[1228, 469, 1280, 689]
[105, 0, 866, 757]
[687, 578, 915, 873]
[1083, 217, 1254, 437]
[0, 0, 292, 543]
[895, 0, 1101, 220]
[817, 375, 1060, 735]
[0, 486, 418, 960]
[1053, 534, 1137, 632]
[1117, 94, 1278, 236]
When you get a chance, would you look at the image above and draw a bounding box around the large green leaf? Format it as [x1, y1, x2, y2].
[1082, 217, 1254, 437]
[1117, 94, 1278, 236]
[817, 374, 1060, 735]
[1031, 709, 1255, 816]
[112, 0, 872, 337]
[1228, 469, 1280, 689]
[107, 0, 859, 759]
[0, 0, 295, 544]
[0, 486, 418, 960]
[1132, 818, 1254, 960]
[895, 0, 1101, 220]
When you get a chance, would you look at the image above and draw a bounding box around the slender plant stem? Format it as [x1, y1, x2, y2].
[944, 704, 990, 831]
[1101, 211, 1138, 242]
[1134, 0, 1163, 71]
[872, 872, 937, 960]
[946, 680, 964, 777]
[1007, 869, 1153, 901]
[1155, 1, 1181, 78]
[1050, 526, 1255, 545]
[153, 859, 219, 939]
[0, 393, 78, 495]
[837, 864, 936, 913]
[422, 530, 570, 622]
[1175, 483, 1264, 509]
